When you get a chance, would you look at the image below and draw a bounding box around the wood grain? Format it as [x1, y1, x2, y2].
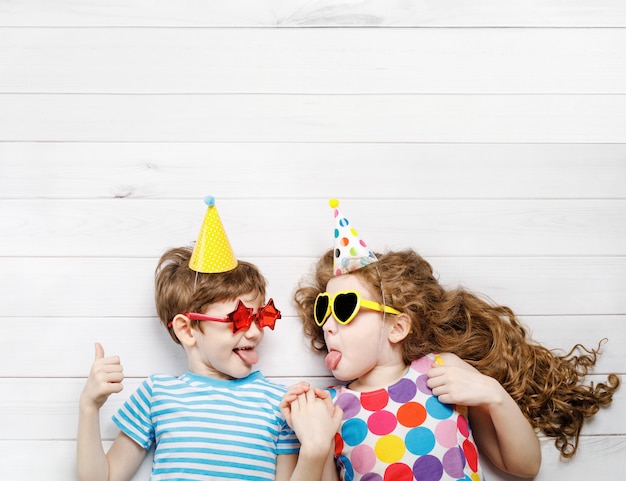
[2, 1, 625, 27]
[2, 29, 625, 94]
[2, 94, 625, 143]
[2, 143, 625, 200]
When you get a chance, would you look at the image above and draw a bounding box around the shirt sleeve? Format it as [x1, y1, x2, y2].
[276, 416, 301, 455]
[112, 376, 154, 450]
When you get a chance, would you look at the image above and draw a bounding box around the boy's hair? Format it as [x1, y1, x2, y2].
[294, 248, 619, 458]
[155, 246, 267, 344]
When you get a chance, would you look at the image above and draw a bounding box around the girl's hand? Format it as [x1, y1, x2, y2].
[80, 342, 124, 410]
[426, 353, 503, 407]
[289, 388, 343, 458]
[429, 355, 541, 477]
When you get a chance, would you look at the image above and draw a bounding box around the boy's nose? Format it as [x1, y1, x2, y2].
[244, 321, 263, 338]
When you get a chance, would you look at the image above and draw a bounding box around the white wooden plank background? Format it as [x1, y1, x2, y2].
[2, 1, 626, 27]
[0, 1, 624, 480]
[1, 29, 625, 94]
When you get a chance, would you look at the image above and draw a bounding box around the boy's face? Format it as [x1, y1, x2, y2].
[190, 292, 266, 380]
[321, 275, 392, 384]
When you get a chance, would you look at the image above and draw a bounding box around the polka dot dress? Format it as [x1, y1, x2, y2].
[329, 355, 484, 481]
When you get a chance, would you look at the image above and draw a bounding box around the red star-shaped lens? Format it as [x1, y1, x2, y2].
[228, 300, 255, 333]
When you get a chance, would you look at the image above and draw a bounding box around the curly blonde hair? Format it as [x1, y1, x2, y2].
[294, 248, 620, 458]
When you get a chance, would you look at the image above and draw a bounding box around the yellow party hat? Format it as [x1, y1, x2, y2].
[188, 196, 238, 273]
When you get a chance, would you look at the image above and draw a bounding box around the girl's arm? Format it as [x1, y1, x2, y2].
[467, 384, 541, 478]
[77, 343, 146, 481]
[278, 387, 342, 481]
[427, 353, 541, 478]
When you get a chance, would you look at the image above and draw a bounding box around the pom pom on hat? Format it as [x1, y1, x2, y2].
[188, 196, 238, 273]
[329, 198, 377, 275]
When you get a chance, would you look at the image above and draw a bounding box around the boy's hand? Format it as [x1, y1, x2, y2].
[280, 381, 311, 428]
[80, 342, 124, 410]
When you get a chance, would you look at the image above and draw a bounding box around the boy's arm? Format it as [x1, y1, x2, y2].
[427, 353, 541, 478]
[76, 400, 109, 481]
[77, 409, 146, 481]
[77, 343, 146, 481]
[105, 432, 148, 481]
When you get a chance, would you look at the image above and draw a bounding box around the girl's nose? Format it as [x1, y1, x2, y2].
[323, 315, 338, 334]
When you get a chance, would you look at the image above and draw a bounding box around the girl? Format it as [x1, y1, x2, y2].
[285, 200, 619, 481]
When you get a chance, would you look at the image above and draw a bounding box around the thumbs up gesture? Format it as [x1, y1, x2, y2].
[80, 342, 124, 410]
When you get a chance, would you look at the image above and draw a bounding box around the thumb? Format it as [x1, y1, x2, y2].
[94, 342, 105, 360]
[332, 404, 344, 427]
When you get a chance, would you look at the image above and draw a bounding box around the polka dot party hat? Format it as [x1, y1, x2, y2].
[329, 198, 378, 275]
[188, 196, 238, 273]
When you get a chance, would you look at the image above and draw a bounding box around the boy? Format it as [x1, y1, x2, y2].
[77, 197, 341, 481]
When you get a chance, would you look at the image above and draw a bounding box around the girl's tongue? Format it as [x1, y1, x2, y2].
[235, 348, 259, 365]
[325, 350, 342, 371]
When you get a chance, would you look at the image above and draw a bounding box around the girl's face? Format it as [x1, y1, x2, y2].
[190, 292, 266, 380]
[321, 274, 392, 384]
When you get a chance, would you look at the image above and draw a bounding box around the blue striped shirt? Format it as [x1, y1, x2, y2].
[112, 371, 300, 480]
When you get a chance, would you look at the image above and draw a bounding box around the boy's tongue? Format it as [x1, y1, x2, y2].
[325, 350, 342, 371]
[235, 349, 259, 365]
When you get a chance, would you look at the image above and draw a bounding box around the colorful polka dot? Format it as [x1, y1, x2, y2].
[343, 418, 368, 446]
[384, 463, 413, 481]
[416, 374, 432, 395]
[337, 392, 361, 419]
[338, 455, 354, 481]
[426, 396, 453, 420]
[362, 474, 382, 481]
[412, 455, 443, 481]
[351, 444, 376, 474]
[368, 410, 397, 436]
[334, 433, 344, 456]
[375, 435, 405, 464]
[442, 446, 466, 479]
[388, 378, 417, 403]
[405, 426, 436, 455]
[397, 402, 426, 428]
[434, 420, 458, 449]
[457, 414, 469, 438]
[412, 356, 433, 373]
[361, 389, 389, 411]
[462, 439, 479, 473]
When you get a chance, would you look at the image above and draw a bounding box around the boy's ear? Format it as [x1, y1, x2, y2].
[171, 314, 197, 347]
[388, 313, 411, 344]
